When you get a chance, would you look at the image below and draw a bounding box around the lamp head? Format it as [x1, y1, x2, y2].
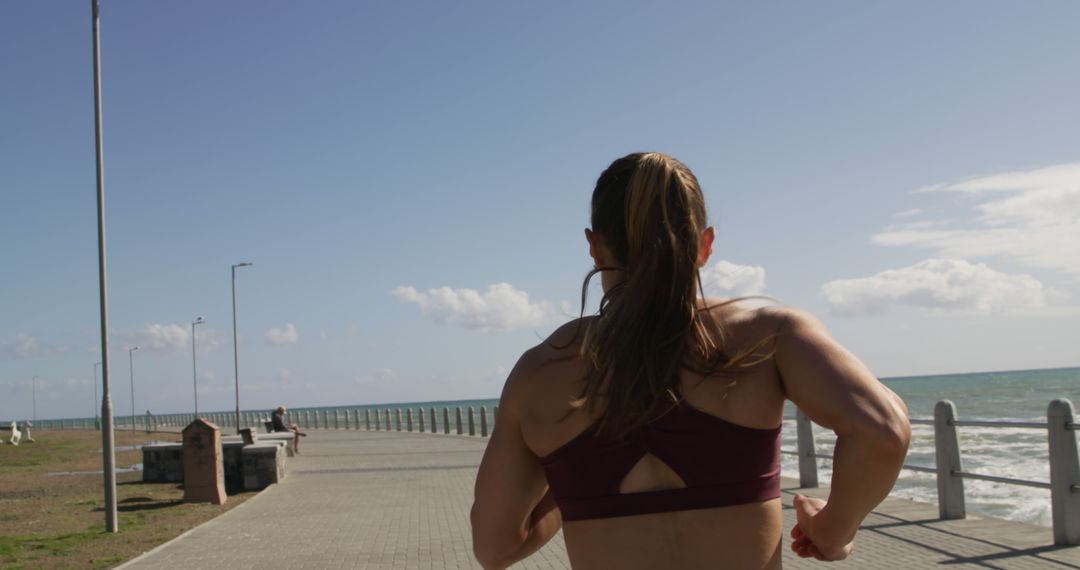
[194, 316, 205, 325]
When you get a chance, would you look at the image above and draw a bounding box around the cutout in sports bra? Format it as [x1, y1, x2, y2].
[539, 403, 781, 521]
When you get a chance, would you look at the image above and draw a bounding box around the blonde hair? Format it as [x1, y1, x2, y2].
[573, 152, 768, 439]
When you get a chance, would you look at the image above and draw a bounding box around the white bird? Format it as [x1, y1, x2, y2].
[9, 421, 21, 446]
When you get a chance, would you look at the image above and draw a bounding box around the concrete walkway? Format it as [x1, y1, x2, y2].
[118, 430, 1080, 569]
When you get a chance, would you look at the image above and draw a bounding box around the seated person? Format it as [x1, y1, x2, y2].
[271, 405, 307, 453]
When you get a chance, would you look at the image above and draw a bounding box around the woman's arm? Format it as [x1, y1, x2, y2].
[471, 357, 563, 570]
[772, 308, 911, 560]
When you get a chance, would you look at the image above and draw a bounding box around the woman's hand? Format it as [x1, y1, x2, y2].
[790, 495, 854, 561]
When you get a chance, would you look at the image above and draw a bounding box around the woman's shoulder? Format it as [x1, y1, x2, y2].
[699, 297, 816, 328]
[698, 298, 831, 356]
[519, 317, 592, 369]
[500, 317, 592, 402]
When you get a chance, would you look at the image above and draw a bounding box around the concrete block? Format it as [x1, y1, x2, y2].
[242, 443, 286, 491]
[222, 441, 246, 494]
[142, 443, 184, 483]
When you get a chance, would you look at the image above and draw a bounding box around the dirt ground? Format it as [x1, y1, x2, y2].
[0, 429, 256, 569]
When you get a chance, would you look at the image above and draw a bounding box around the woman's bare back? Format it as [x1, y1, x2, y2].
[511, 301, 788, 569]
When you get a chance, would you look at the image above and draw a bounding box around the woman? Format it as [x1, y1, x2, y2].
[471, 152, 910, 569]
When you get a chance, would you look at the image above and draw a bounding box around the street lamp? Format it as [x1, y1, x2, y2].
[91, 0, 118, 533]
[191, 316, 204, 418]
[32, 375, 38, 426]
[231, 262, 252, 433]
[128, 346, 140, 433]
[93, 362, 101, 430]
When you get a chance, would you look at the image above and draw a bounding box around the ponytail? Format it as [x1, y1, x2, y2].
[576, 152, 722, 439]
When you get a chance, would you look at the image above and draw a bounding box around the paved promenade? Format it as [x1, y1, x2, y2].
[119, 429, 1080, 569]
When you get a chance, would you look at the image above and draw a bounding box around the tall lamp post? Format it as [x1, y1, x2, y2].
[91, 0, 118, 533]
[32, 375, 38, 426]
[93, 362, 101, 430]
[191, 316, 204, 418]
[231, 262, 252, 433]
[128, 346, 140, 433]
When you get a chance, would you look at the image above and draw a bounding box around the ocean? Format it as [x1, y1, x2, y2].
[819, 366, 1080, 528]
[34, 366, 1080, 528]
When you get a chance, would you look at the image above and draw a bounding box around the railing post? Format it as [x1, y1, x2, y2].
[365, 409, 371, 431]
[480, 407, 488, 437]
[468, 407, 476, 436]
[334, 410, 340, 430]
[795, 408, 818, 488]
[395, 408, 401, 431]
[406, 408, 413, 432]
[385, 409, 391, 432]
[430, 408, 437, 434]
[354, 409, 360, 430]
[443, 408, 450, 434]
[418, 408, 425, 432]
[1048, 398, 1080, 546]
[934, 400, 966, 520]
[456, 407, 463, 435]
[374, 409, 381, 431]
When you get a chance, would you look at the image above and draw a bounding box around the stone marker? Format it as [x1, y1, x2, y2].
[183, 418, 226, 505]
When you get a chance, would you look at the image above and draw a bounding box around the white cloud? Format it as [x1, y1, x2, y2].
[265, 323, 299, 345]
[821, 258, 1055, 316]
[894, 208, 923, 218]
[391, 282, 561, 331]
[0, 332, 41, 358]
[126, 323, 218, 353]
[876, 162, 1080, 277]
[699, 260, 767, 297]
[353, 367, 395, 386]
[134, 323, 189, 352]
[0, 332, 71, 360]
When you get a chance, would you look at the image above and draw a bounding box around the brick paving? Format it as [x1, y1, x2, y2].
[118, 429, 1080, 569]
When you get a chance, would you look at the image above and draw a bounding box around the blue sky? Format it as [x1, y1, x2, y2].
[3, 1, 1079, 421]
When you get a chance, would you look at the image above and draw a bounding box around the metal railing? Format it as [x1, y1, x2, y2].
[23, 396, 1079, 547]
[787, 398, 1080, 546]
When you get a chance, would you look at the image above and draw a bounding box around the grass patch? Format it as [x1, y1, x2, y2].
[0, 429, 255, 569]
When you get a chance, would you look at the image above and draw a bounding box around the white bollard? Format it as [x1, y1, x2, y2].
[1048, 398, 1080, 545]
[934, 400, 966, 520]
[796, 408, 818, 488]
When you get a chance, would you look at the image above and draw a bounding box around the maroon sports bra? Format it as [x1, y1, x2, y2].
[540, 402, 781, 521]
